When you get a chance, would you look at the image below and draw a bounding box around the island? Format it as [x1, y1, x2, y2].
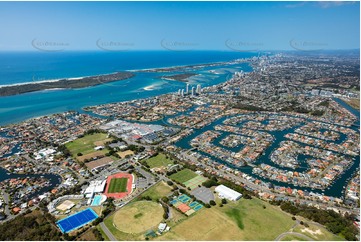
[0, 72, 135, 96]
[160, 73, 197, 82]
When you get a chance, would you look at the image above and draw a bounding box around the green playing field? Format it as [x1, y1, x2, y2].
[108, 178, 128, 193]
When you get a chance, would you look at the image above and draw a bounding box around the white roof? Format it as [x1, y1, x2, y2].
[84, 180, 107, 195]
[158, 223, 167, 231]
[215, 185, 242, 200]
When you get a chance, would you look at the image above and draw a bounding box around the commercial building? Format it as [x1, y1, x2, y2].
[196, 84, 201, 94]
[215, 185, 242, 201]
[191, 87, 195, 96]
[83, 180, 107, 198]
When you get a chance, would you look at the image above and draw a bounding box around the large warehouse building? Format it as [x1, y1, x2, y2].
[215, 185, 242, 201]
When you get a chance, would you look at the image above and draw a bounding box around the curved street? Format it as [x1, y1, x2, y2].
[275, 232, 313, 241]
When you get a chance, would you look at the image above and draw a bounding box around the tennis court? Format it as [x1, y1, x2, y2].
[170, 199, 179, 205]
[183, 176, 208, 190]
[185, 209, 195, 216]
[177, 203, 191, 213]
[189, 201, 199, 208]
[56, 208, 98, 233]
[193, 204, 203, 211]
[178, 194, 191, 203]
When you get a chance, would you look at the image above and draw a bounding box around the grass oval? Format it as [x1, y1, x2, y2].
[113, 201, 164, 234]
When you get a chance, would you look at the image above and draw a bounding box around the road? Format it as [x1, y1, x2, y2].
[175, 149, 359, 215]
[275, 232, 313, 241]
[1, 189, 11, 216]
[100, 222, 117, 241]
[0, 189, 15, 222]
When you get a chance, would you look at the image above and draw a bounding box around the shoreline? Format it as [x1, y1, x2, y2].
[0, 58, 246, 90]
[0, 76, 93, 88]
[0, 72, 135, 97]
[160, 73, 199, 82]
[341, 98, 360, 111]
[136, 58, 245, 73]
[125, 58, 243, 72]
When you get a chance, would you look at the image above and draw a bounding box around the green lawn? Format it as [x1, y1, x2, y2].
[221, 198, 296, 240]
[293, 221, 344, 241]
[145, 153, 174, 168]
[108, 178, 128, 193]
[141, 181, 173, 201]
[65, 133, 111, 156]
[103, 214, 141, 241]
[280, 234, 308, 241]
[158, 197, 296, 241]
[170, 169, 198, 184]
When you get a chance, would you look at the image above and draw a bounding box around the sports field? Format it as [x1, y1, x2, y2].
[56, 208, 98, 233]
[145, 153, 173, 168]
[158, 198, 296, 240]
[170, 169, 198, 184]
[117, 150, 134, 159]
[183, 176, 208, 189]
[104, 173, 133, 199]
[108, 178, 128, 193]
[65, 133, 111, 157]
[112, 201, 164, 234]
[77, 151, 104, 162]
[141, 181, 172, 201]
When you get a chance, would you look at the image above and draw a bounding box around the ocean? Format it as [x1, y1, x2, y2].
[0, 51, 257, 125]
[0, 51, 358, 199]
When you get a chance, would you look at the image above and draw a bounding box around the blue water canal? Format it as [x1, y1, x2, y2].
[0, 50, 358, 201]
[172, 99, 359, 198]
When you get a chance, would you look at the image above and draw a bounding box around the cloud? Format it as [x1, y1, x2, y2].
[317, 1, 356, 9]
[284, 1, 356, 9]
[285, 2, 307, 8]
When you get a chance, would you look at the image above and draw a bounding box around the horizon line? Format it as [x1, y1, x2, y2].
[0, 49, 359, 53]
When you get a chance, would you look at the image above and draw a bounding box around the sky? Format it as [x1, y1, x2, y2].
[0, 1, 359, 51]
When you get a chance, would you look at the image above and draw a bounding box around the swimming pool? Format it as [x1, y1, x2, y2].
[91, 195, 104, 206]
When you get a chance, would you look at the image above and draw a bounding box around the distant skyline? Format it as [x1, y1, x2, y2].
[0, 1, 359, 51]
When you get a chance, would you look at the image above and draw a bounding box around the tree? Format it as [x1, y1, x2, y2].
[202, 179, 218, 188]
[167, 181, 174, 186]
[209, 200, 216, 206]
[221, 199, 227, 204]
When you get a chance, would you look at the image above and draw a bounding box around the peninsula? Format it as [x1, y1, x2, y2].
[0, 72, 135, 96]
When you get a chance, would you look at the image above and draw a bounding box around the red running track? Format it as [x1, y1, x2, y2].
[104, 172, 133, 199]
